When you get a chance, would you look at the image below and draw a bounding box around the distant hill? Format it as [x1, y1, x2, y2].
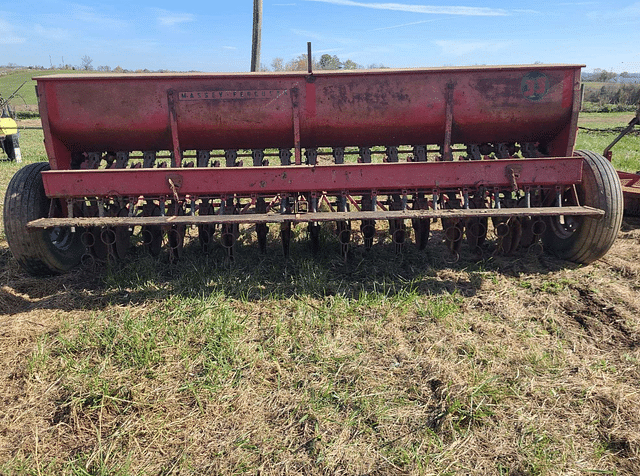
[0, 68, 92, 107]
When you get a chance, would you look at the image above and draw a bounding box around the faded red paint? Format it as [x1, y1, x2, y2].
[41, 158, 584, 199]
[34, 64, 585, 200]
[36, 65, 582, 166]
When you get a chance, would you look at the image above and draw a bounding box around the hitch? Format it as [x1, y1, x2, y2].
[603, 101, 640, 161]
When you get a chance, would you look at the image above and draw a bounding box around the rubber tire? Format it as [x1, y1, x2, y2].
[3, 162, 83, 275]
[543, 150, 623, 264]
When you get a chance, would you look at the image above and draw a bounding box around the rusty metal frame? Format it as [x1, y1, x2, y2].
[41, 157, 584, 199]
[27, 205, 603, 229]
[565, 68, 583, 157]
[618, 171, 640, 195]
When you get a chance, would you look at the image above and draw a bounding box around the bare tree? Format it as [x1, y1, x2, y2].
[81, 55, 94, 71]
[286, 54, 314, 71]
[270, 54, 363, 71]
[271, 57, 285, 71]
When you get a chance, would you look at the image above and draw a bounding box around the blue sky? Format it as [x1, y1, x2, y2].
[1, 0, 639, 73]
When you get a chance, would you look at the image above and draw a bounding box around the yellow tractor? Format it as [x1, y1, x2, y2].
[0, 94, 22, 162]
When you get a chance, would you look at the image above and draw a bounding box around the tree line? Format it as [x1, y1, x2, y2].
[5, 53, 382, 74]
[269, 53, 371, 71]
[582, 68, 640, 84]
[582, 83, 640, 111]
[579, 69, 640, 111]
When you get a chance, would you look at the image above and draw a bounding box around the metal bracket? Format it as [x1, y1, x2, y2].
[86, 152, 102, 169]
[115, 151, 130, 169]
[143, 151, 157, 168]
[252, 149, 265, 167]
[197, 150, 211, 168]
[506, 164, 522, 191]
[279, 148, 292, 166]
[386, 146, 399, 163]
[166, 174, 183, 188]
[305, 148, 318, 165]
[166, 174, 183, 202]
[359, 147, 372, 164]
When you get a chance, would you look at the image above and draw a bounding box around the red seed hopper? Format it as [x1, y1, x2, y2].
[3, 64, 623, 274]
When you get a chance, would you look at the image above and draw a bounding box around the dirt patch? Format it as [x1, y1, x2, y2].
[16, 119, 41, 128]
[578, 112, 636, 126]
[563, 284, 639, 349]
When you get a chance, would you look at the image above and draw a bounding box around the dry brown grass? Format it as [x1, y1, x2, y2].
[0, 219, 639, 475]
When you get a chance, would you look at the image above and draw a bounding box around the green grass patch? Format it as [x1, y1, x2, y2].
[1, 68, 92, 107]
[54, 294, 245, 387]
[576, 112, 640, 172]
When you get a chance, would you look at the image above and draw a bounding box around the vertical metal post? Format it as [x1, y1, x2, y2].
[251, 0, 262, 72]
[167, 90, 182, 167]
[307, 42, 313, 73]
[443, 82, 454, 161]
[291, 88, 302, 165]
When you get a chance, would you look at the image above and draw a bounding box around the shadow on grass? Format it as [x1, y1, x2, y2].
[621, 215, 640, 230]
[1, 226, 581, 315]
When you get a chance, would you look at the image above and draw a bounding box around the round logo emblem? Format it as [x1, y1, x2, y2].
[521, 72, 549, 101]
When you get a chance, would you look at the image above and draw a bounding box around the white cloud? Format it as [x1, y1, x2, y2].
[114, 38, 162, 54]
[291, 29, 354, 45]
[34, 24, 72, 42]
[292, 29, 324, 41]
[155, 9, 196, 26]
[372, 19, 442, 31]
[305, 0, 509, 16]
[435, 40, 509, 56]
[68, 4, 128, 30]
[223, 46, 237, 50]
[0, 35, 25, 45]
[315, 48, 343, 53]
[0, 19, 26, 44]
[588, 1, 640, 20]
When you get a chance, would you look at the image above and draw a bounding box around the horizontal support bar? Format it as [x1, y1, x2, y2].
[617, 170, 640, 196]
[27, 206, 604, 229]
[42, 158, 584, 199]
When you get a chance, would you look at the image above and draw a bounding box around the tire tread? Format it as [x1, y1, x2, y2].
[544, 150, 623, 264]
[3, 162, 82, 275]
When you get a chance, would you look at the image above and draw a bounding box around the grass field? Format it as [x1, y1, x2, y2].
[0, 69, 90, 108]
[576, 112, 640, 172]
[0, 72, 639, 475]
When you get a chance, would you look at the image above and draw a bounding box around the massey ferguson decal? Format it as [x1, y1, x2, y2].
[179, 90, 289, 100]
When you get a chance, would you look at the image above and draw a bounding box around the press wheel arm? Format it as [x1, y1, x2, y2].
[603, 101, 640, 159]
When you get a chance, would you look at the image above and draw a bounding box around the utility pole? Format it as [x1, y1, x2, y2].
[251, 0, 262, 72]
